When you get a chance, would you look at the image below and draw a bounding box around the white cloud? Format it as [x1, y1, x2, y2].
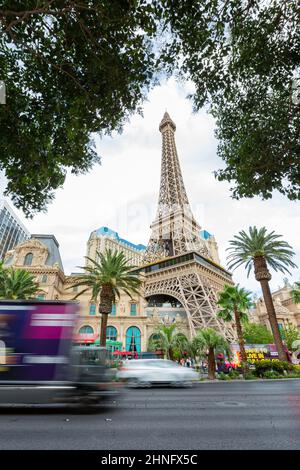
[8, 77, 300, 294]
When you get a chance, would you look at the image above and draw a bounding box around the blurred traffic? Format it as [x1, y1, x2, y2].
[0, 300, 119, 410]
[117, 358, 199, 387]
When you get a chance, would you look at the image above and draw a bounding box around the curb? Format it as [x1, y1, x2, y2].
[196, 378, 300, 384]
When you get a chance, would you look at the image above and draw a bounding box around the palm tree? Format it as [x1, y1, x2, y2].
[291, 282, 300, 304]
[150, 323, 188, 360]
[193, 328, 230, 380]
[0, 267, 40, 299]
[178, 336, 200, 361]
[70, 249, 141, 346]
[227, 226, 296, 361]
[217, 284, 252, 371]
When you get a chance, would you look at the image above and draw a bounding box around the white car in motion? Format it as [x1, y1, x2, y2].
[117, 359, 199, 388]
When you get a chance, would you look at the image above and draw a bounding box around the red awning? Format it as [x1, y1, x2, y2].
[112, 351, 136, 356]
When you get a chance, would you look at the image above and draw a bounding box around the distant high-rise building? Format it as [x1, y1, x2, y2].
[0, 200, 30, 260]
[86, 226, 146, 267]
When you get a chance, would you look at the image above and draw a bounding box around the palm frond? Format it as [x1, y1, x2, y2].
[67, 248, 141, 310]
[226, 226, 297, 277]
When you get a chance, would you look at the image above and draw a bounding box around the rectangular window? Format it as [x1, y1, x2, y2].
[89, 304, 96, 316]
[111, 304, 116, 316]
[36, 294, 45, 300]
[130, 303, 137, 316]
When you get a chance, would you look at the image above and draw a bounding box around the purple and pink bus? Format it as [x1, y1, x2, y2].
[0, 300, 118, 408]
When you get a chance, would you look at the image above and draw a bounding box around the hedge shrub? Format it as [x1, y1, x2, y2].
[255, 359, 295, 377]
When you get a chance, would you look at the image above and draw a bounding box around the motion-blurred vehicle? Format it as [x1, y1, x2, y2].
[0, 300, 118, 409]
[117, 359, 199, 387]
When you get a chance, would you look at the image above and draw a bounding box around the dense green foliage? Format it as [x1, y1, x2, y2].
[291, 282, 300, 304]
[280, 324, 300, 351]
[243, 323, 274, 345]
[1, 1, 300, 214]
[193, 327, 231, 358]
[0, 1, 158, 216]
[0, 263, 40, 299]
[194, 327, 231, 379]
[148, 324, 188, 360]
[254, 359, 295, 377]
[217, 284, 252, 322]
[160, 0, 300, 201]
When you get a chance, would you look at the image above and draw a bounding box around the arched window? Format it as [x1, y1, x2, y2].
[24, 252, 33, 266]
[125, 326, 141, 354]
[79, 325, 94, 334]
[149, 333, 160, 342]
[41, 274, 47, 283]
[148, 333, 160, 351]
[106, 326, 117, 341]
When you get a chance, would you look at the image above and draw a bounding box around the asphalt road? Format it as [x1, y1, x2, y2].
[0, 380, 300, 450]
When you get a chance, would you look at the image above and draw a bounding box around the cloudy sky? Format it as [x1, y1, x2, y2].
[9, 77, 300, 295]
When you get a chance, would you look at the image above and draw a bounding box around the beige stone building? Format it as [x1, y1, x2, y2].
[3, 112, 236, 351]
[4, 233, 190, 354]
[86, 226, 146, 268]
[251, 284, 300, 333]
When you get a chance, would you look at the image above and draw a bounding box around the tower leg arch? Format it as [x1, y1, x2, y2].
[144, 273, 236, 342]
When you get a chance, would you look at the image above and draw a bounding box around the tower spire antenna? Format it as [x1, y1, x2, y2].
[159, 111, 176, 132]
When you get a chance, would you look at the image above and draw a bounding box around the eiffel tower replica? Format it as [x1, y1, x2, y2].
[141, 112, 236, 341]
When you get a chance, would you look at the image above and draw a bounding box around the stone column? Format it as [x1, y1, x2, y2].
[120, 323, 124, 350]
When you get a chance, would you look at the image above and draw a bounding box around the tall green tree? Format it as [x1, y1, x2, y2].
[71, 249, 141, 346]
[280, 324, 300, 352]
[1, 2, 299, 216]
[160, 1, 300, 201]
[193, 328, 230, 380]
[243, 323, 274, 345]
[181, 337, 200, 361]
[0, 267, 40, 299]
[150, 323, 187, 360]
[217, 285, 252, 369]
[0, 1, 158, 216]
[227, 226, 297, 361]
[291, 282, 300, 304]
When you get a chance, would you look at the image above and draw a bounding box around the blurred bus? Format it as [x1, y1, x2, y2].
[0, 300, 118, 409]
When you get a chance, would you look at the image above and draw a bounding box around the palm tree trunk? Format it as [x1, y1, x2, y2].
[208, 347, 216, 380]
[254, 256, 287, 362]
[234, 307, 248, 373]
[100, 313, 109, 347]
[99, 284, 113, 347]
[259, 279, 287, 361]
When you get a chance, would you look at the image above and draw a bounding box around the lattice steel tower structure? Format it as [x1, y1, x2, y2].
[141, 112, 236, 340]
